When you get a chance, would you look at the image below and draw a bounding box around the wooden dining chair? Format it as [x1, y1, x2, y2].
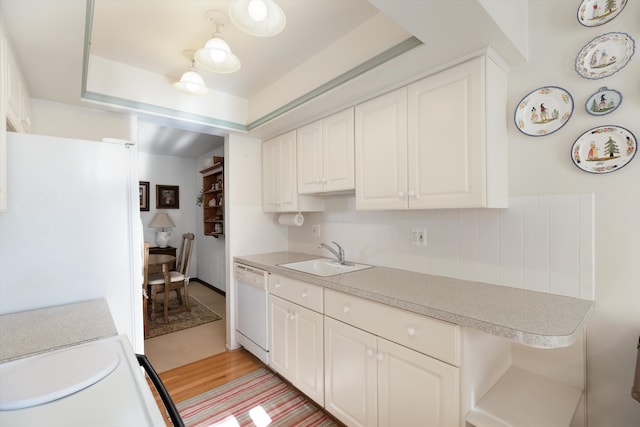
[148, 233, 195, 323]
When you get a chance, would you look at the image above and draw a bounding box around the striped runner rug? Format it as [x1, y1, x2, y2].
[177, 368, 338, 427]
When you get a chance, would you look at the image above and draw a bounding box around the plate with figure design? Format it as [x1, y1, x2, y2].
[577, 0, 628, 27]
[585, 87, 622, 116]
[575, 32, 635, 79]
[514, 86, 574, 137]
[571, 125, 636, 174]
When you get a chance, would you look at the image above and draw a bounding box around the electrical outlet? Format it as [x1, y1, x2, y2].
[312, 225, 320, 237]
[411, 228, 427, 246]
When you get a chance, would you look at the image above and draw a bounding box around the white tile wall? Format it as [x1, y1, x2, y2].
[288, 193, 595, 300]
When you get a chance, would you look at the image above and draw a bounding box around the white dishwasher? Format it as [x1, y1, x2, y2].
[234, 263, 269, 365]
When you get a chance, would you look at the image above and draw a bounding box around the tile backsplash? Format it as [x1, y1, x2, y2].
[288, 193, 594, 301]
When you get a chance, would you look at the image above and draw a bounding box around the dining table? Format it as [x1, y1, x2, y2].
[147, 253, 177, 323]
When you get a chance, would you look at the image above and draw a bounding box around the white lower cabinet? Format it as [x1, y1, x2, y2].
[268, 286, 324, 405]
[324, 316, 378, 427]
[324, 317, 459, 427]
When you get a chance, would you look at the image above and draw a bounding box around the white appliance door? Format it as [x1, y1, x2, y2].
[0, 133, 141, 346]
[236, 279, 268, 350]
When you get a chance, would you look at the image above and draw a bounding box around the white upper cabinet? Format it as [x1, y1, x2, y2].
[355, 54, 508, 210]
[263, 131, 324, 213]
[355, 87, 408, 210]
[297, 108, 354, 194]
[263, 130, 298, 212]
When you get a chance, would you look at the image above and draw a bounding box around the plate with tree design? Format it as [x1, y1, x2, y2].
[514, 86, 574, 137]
[577, 0, 628, 27]
[571, 125, 636, 174]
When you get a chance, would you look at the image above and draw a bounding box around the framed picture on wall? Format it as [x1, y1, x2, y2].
[139, 181, 150, 211]
[156, 185, 180, 209]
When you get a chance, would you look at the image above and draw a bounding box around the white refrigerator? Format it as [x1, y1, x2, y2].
[0, 132, 144, 351]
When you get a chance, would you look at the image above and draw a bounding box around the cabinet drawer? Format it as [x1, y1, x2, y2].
[324, 288, 460, 366]
[269, 274, 323, 313]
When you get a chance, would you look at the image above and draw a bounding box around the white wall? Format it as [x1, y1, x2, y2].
[195, 147, 226, 291]
[510, 3, 639, 425]
[288, 2, 640, 425]
[138, 152, 198, 278]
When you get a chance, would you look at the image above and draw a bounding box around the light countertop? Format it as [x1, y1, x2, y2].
[0, 299, 117, 362]
[234, 252, 594, 348]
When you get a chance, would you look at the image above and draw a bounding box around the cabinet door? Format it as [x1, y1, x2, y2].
[262, 137, 280, 212]
[269, 295, 294, 377]
[324, 317, 378, 427]
[263, 131, 298, 212]
[407, 57, 483, 209]
[377, 338, 459, 427]
[292, 304, 324, 405]
[323, 108, 355, 193]
[297, 120, 323, 194]
[278, 130, 299, 212]
[355, 87, 408, 210]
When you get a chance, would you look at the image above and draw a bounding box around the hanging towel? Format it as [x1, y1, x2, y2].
[633, 335, 640, 403]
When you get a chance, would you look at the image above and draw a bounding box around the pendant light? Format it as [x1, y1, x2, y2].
[229, 0, 286, 37]
[195, 11, 241, 74]
[173, 51, 211, 95]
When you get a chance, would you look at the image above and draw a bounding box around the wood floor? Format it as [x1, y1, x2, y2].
[149, 348, 264, 425]
[159, 348, 264, 403]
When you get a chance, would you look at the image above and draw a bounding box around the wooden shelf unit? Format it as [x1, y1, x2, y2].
[200, 157, 224, 238]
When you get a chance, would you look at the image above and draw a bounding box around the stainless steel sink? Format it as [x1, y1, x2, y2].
[278, 258, 372, 277]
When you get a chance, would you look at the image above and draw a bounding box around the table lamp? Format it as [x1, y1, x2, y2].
[149, 212, 175, 248]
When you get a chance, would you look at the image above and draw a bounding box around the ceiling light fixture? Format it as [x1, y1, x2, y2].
[173, 50, 211, 95]
[195, 11, 241, 74]
[229, 0, 286, 37]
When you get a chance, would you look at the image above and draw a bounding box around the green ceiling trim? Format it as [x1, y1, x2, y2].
[247, 36, 423, 131]
[82, 0, 422, 133]
[82, 90, 247, 131]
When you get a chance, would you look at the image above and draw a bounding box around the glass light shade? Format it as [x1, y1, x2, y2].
[229, 0, 286, 37]
[195, 35, 241, 73]
[173, 68, 211, 95]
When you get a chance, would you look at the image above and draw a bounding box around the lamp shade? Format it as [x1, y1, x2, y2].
[194, 33, 241, 73]
[173, 67, 211, 95]
[149, 212, 175, 229]
[229, 0, 286, 37]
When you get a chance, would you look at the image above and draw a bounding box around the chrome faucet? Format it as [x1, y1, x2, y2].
[319, 241, 346, 264]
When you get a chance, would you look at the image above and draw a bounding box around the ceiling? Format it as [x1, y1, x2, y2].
[0, 0, 386, 157]
[0, 1, 527, 158]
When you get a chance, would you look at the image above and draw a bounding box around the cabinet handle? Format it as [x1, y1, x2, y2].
[316, 178, 322, 183]
[376, 353, 385, 362]
[275, 282, 281, 288]
[322, 178, 328, 184]
[398, 191, 405, 199]
[366, 349, 374, 357]
[302, 291, 308, 298]
[342, 305, 350, 314]
[287, 312, 296, 321]
[408, 190, 416, 199]
[406, 327, 416, 337]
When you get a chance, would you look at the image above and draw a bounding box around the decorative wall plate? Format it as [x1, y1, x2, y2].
[577, 0, 628, 27]
[585, 87, 622, 116]
[571, 125, 636, 174]
[514, 86, 574, 136]
[575, 32, 635, 79]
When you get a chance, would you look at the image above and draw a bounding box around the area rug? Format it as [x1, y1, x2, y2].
[177, 368, 338, 427]
[147, 295, 222, 339]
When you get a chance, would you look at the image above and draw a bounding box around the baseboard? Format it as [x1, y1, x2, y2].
[191, 278, 226, 297]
